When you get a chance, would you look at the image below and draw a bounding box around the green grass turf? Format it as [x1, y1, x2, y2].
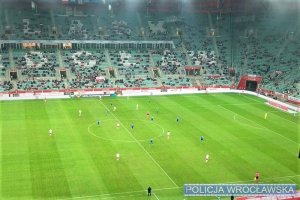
[0, 93, 299, 200]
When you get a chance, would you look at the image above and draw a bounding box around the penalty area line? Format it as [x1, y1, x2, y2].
[218, 105, 299, 145]
[241, 95, 299, 124]
[233, 114, 266, 130]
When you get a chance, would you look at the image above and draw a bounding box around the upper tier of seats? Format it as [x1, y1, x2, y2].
[0, 4, 298, 97]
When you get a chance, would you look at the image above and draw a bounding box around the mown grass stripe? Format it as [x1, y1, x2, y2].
[1, 102, 33, 198]
[25, 101, 71, 199]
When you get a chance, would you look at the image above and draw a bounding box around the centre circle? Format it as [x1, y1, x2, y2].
[88, 119, 165, 143]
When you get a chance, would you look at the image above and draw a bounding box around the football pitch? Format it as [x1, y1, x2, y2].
[0, 93, 299, 199]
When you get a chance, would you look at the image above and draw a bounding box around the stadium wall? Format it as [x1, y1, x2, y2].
[0, 87, 299, 113]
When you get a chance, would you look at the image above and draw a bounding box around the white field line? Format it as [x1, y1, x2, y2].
[288, 178, 297, 184]
[225, 175, 300, 184]
[97, 194, 144, 199]
[218, 105, 299, 146]
[0, 97, 261, 107]
[87, 118, 165, 143]
[99, 101, 178, 187]
[241, 94, 299, 124]
[233, 114, 266, 130]
[154, 193, 160, 200]
[59, 175, 299, 199]
[267, 110, 299, 126]
[59, 186, 180, 200]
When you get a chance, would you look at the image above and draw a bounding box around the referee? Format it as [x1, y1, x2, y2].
[147, 186, 152, 196]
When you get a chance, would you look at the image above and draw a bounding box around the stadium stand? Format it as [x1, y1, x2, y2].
[0, 0, 298, 99]
[14, 50, 58, 78]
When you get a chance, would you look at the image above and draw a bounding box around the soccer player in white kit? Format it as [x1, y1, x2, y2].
[205, 154, 209, 163]
[49, 129, 53, 136]
[116, 153, 120, 161]
[78, 109, 82, 117]
[167, 131, 171, 139]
